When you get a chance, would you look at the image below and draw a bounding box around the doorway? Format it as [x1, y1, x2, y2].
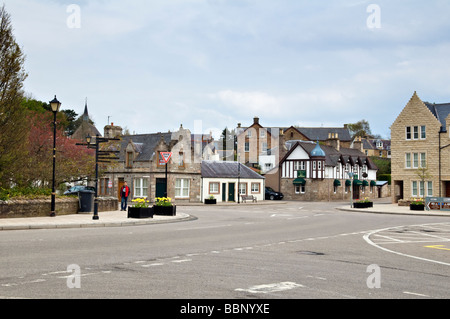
[228, 183, 235, 202]
[393, 180, 404, 203]
[445, 181, 450, 197]
[118, 178, 125, 200]
[156, 178, 167, 198]
[222, 183, 227, 202]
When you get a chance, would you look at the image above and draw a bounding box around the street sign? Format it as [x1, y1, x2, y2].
[160, 152, 173, 164]
[426, 197, 450, 211]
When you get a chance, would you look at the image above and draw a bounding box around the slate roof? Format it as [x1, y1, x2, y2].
[284, 141, 378, 170]
[290, 127, 352, 142]
[118, 133, 173, 162]
[424, 102, 450, 132]
[202, 161, 264, 179]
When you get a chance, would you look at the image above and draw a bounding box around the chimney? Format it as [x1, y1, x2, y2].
[352, 136, 364, 152]
[253, 117, 260, 125]
[326, 132, 340, 151]
[104, 123, 123, 138]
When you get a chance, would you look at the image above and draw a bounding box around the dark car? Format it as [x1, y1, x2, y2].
[265, 187, 284, 200]
[64, 185, 96, 196]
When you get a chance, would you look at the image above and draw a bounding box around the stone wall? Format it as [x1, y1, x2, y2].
[0, 197, 119, 219]
[280, 178, 381, 202]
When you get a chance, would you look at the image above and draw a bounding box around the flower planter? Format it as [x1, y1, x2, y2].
[204, 199, 217, 205]
[128, 207, 154, 219]
[153, 205, 176, 216]
[410, 204, 425, 211]
[353, 202, 373, 209]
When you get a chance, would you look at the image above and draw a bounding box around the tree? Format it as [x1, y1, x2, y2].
[0, 5, 29, 187]
[347, 120, 372, 138]
[24, 113, 96, 188]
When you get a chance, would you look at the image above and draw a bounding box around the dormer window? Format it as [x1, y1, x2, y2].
[126, 152, 133, 168]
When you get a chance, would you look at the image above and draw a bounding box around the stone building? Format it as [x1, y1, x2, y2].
[71, 102, 102, 141]
[391, 92, 450, 203]
[101, 125, 206, 203]
[236, 117, 352, 173]
[265, 139, 379, 202]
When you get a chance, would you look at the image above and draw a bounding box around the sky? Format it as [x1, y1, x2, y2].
[3, 0, 450, 139]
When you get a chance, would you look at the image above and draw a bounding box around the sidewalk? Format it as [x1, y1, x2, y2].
[0, 210, 196, 231]
[337, 202, 450, 217]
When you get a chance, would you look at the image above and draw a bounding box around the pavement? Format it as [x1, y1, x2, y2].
[0, 200, 448, 231]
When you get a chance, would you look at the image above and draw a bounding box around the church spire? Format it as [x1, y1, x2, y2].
[83, 98, 89, 122]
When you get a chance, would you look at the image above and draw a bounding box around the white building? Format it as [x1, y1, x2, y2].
[201, 161, 265, 203]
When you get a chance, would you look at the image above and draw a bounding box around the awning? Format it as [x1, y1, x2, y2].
[293, 178, 306, 186]
[353, 179, 363, 186]
[345, 180, 352, 187]
[334, 179, 341, 187]
[362, 180, 369, 187]
[370, 181, 377, 187]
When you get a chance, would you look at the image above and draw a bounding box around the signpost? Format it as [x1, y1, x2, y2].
[160, 152, 173, 197]
[426, 197, 450, 211]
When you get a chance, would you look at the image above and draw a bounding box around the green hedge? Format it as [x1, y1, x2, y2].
[0, 187, 52, 201]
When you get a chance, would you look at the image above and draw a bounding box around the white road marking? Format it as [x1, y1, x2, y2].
[403, 291, 430, 297]
[363, 223, 450, 267]
[235, 282, 304, 294]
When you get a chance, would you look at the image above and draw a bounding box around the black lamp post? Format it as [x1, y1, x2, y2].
[86, 134, 100, 220]
[49, 96, 61, 217]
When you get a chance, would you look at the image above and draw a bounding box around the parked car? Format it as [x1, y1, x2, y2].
[265, 187, 284, 200]
[64, 185, 96, 196]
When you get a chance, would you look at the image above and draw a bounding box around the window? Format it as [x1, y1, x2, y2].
[313, 161, 316, 170]
[239, 183, 247, 195]
[406, 127, 412, 140]
[261, 142, 268, 152]
[420, 153, 426, 168]
[245, 142, 250, 152]
[413, 126, 419, 140]
[405, 153, 411, 168]
[247, 130, 252, 138]
[209, 182, 219, 194]
[295, 185, 306, 194]
[175, 178, 190, 198]
[134, 178, 148, 198]
[251, 183, 260, 193]
[317, 161, 322, 170]
[260, 130, 266, 138]
[412, 181, 418, 197]
[421, 126, 426, 139]
[99, 178, 110, 196]
[427, 182, 433, 196]
[300, 161, 305, 170]
[419, 181, 425, 197]
[294, 161, 300, 171]
[362, 165, 368, 174]
[413, 153, 419, 168]
[178, 152, 185, 168]
[126, 152, 133, 168]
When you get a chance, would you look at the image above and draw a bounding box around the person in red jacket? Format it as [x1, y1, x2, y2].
[120, 182, 130, 211]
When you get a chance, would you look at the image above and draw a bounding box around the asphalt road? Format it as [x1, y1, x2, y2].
[0, 201, 449, 301]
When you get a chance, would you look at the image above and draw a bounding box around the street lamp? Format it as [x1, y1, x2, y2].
[347, 171, 354, 208]
[49, 96, 61, 217]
